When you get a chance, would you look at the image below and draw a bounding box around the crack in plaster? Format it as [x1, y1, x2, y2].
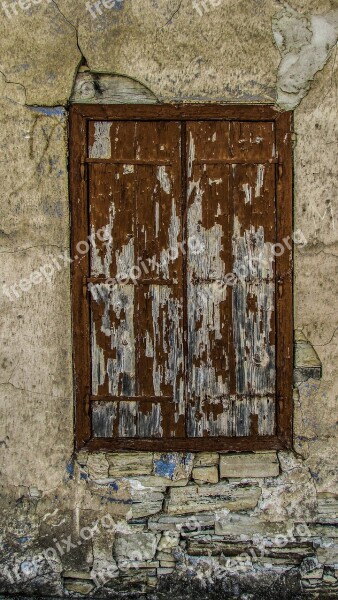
[0, 69, 27, 104]
[272, 5, 338, 109]
[50, 0, 89, 70]
[0, 245, 67, 255]
[1, 381, 71, 402]
[313, 326, 338, 347]
[162, 0, 183, 28]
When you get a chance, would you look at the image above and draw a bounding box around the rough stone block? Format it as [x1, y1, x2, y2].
[165, 482, 261, 515]
[114, 532, 160, 562]
[157, 532, 180, 551]
[220, 452, 279, 478]
[86, 453, 109, 480]
[297, 524, 338, 540]
[81, 479, 132, 518]
[130, 485, 164, 519]
[215, 513, 288, 538]
[294, 330, 322, 384]
[153, 452, 194, 481]
[148, 513, 216, 532]
[64, 579, 94, 594]
[317, 545, 338, 565]
[316, 493, 338, 523]
[194, 453, 219, 467]
[130, 475, 189, 488]
[192, 466, 219, 484]
[107, 452, 153, 476]
[157, 567, 174, 575]
[302, 568, 324, 580]
[160, 560, 176, 568]
[156, 551, 176, 561]
[187, 538, 251, 557]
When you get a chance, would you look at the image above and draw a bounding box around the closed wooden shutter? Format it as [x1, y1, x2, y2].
[70, 105, 293, 451]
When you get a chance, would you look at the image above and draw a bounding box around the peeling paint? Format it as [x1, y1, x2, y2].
[156, 166, 171, 195]
[92, 284, 136, 397]
[89, 121, 113, 158]
[255, 165, 265, 198]
[150, 285, 184, 414]
[273, 6, 338, 109]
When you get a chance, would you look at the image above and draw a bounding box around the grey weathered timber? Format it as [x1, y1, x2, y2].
[71, 72, 158, 104]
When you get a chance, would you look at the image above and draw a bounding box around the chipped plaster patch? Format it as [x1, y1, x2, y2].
[273, 6, 338, 109]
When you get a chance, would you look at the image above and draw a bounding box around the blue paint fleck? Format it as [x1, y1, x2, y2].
[114, 0, 125, 10]
[27, 106, 65, 118]
[18, 536, 30, 544]
[153, 452, 193, 480]
[108, 481, 119, 491]
[154, 455, 176, 478]
[66, 459, 74, 479]
[80, 471, 88, 480]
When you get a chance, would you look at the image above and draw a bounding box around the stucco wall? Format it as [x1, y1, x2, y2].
[0, 1, 337, 598]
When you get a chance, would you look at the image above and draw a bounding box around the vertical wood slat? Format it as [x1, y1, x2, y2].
[275, 111, 294, 447]
[88, 121, 184, 438]
[185, 120, 277, 438]
[69, 106, 91, 449]
[70, 105, 293, 451]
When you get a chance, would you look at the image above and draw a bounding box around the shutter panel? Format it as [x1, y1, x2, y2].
[88, 121, 184, 438]
[186, 121, 276, 437]
[70, 105, 292, 450]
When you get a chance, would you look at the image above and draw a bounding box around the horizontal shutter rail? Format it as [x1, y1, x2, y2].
[90, 395, 172, 403]
[85, 158, 172, 165]
[190, 276, 276, 284]
[193, 158, 279, 165]
[72, 103, 281, 121]
[84, 436, 287, 452]
[91, 394, 276, 402]
[86, 278, 179, 286]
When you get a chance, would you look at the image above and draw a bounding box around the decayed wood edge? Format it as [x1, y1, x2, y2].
[275, 111, 294, 449]
[71, 103, 281, 121]
[70, 103, 294, 452]
[69, 106, 92, 449]
[70, 73, 158, 105]
[81, 435, 287, 452]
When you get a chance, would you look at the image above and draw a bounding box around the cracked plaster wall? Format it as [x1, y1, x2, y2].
[0, 0, 337, 597]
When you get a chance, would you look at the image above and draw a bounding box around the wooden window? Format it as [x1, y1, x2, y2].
[70, 104, 293, 452]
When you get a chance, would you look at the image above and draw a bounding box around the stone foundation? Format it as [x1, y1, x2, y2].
[1, 450, 337, 598]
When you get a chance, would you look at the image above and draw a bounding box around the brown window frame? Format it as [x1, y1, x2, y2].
[69, 103, 293, 452]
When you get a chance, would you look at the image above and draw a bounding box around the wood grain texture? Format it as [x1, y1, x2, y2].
[72, 104, 281, 121]
[275, 111, 294, 448]
[186, 121, 277, 437]
[69, 104, 293, 451]
[69, 107, 91, 449]
[71, 73, 158, 105]
[88, 121, 184, 438]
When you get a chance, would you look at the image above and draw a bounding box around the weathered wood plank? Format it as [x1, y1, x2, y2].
[71, 73, 158, 105]
[92, 401, 118, 438]
[91, 283, 136, 397]
[232, 281, 275, 396]
[186, 121, 277, 437]
[89, 121, 184, 439]
[187, 395, 275, 437]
